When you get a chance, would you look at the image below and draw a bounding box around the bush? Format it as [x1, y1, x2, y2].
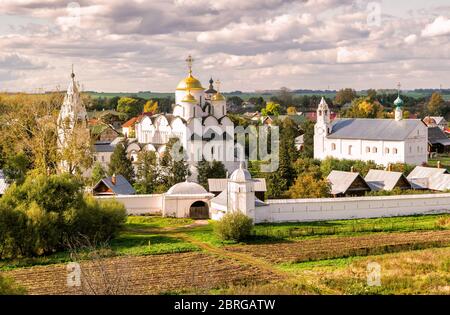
[0, 275, 26, 295]
[0, 173, 127, 258]
[214, 211, 253, 242]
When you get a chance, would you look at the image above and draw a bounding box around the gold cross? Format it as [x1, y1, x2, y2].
[186, 55, 194, 74]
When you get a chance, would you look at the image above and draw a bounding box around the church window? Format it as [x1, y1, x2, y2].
[373, 147, 377, 153]
[417, 146, 420, 152]
[101, 156, 104, 162]
[385, 148, 390, 154]
[331, 143, 336, 151]
[325, 110, 328, 115]
[366, 147, 370, 153]
[348, 145, 352, 155]
[318, 110, 322, 116]
[409, 146, 412, 153]
[393, 148, 398, 154]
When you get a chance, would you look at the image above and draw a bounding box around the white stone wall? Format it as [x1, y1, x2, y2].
[256, 193, 450, 223]
[96, 194, 163, 215]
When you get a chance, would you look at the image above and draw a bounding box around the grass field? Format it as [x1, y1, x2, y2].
[428, 155, 450, 171]
[2, 214, 450, 294]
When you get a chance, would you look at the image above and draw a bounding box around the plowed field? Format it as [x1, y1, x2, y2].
[224, 230, 450, 263]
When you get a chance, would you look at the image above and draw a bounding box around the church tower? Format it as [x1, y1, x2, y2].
[227, 162, 256, 221]
[57, 66, 89, 173]
[313, 97, 331, 159]
[394, 83, 404, 121]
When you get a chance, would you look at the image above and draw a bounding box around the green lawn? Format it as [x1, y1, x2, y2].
[428, 155, 450, 171]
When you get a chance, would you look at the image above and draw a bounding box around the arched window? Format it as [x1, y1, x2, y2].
[385, 148, 390, 154]
[348, 145, 352, 155]
[324, 110, 328, 115]
[331, 143, 336, 151]
[393, 148, 398, 154]
[373, 147, 377, 153]
[318, 110, 322, 116]
[366, 147, 370, 153]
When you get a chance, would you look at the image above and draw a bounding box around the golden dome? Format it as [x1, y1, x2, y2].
[176, 74, 204, 91]
[212, 92, 225, 101]
[182, 91, 197, 103]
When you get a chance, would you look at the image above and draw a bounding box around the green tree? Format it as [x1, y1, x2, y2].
[335, 88, 357, 106]
[117, 97, 142, 118]
[197, 160, 227, 190]
[108, 140, 135, 183]
[134, 150, 158, 194]
[427, 92, 445, 116]
[299, 120, 315, 158]
[159, 138, 190, 191]
[343, 97, 385, 118]
[90, 162, 106, 186]
[2, 153, 31, 185]
[288, 173, 330, 198]
[261, 102, 281, 116]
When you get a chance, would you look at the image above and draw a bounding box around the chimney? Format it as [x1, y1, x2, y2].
[437, 161, 441, 169]
[350, 166, 355, 173]
[387, 163, 392, 172]
[111, 174, 116, 185]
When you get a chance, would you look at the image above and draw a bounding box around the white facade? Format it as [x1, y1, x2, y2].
[314, 97, 428, 166]
[133, 57, 238, 180]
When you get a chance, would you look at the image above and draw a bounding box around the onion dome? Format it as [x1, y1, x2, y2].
[394, 96, 404, 107]
[182, 91, 197, 103]
[176, 73, 204, 91]
[205, 77, 217, 94]
[229, 162, 252, 182]
[212, 92, 225, 101]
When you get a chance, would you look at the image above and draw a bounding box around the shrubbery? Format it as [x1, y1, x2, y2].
[0, 173, 126, 258]
[214, 211, 253, 242]
[0, 275, 26, 295]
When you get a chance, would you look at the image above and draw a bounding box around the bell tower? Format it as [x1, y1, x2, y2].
[314, 97, 331, 159]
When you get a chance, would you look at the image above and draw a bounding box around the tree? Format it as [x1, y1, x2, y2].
[159, 138, 190, 191]
[197, 160, 227, 190]
[90, 162, 106, 186]
[335, 88, 357, 106]
[367, 89, 377, 101]
[288, 173, 330, 198]
[117, 97, 142, 118]
[299, 120, 315, 158]
[108, 140, 135, 183]
[276, 87, 294, 107]
[287, 106, 297, 115]
[427, 92, 445, 116]
[143, 100, 159, 114]
[343, 97, 384, 119]
[134, 150, 158, 194]
[293, 158, 322, 179]
[2, 153, 31, 185]
[261, 102, 281, 116]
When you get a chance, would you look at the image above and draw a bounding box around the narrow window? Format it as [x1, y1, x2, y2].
[393, 148, 398, 154]
[331, 143, 336, 151]
[348, 145, 352, 155]
[373, 147, 377, 153]
[385, 148, 390, 154]
[366, 147, 370, 153]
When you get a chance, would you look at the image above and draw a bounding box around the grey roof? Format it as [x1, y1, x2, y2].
[208, 178, 267, 192]
[428, 174, 450, 191]
[0, 170, 9, 195]
[407, 166, 448, 189]
[428, 127, 450, 146]
[327, 170, 369, 195]
[94, 142, 115, 153]
[328, 118, 424, 141]
[364, 169, 410, 191]
[93, 175, 136, 195]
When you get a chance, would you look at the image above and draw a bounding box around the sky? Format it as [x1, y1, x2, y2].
[0, 0, 449, 93]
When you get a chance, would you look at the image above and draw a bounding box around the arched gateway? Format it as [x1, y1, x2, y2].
[189, 201, 209, 219]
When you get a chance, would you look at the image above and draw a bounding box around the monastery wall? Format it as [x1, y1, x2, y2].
[256, 193, 450, 223]
[96, 194, 163, 215]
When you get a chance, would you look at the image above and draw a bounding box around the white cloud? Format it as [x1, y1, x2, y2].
[404, 34, 418, 44]
[421, 16, 450, 37]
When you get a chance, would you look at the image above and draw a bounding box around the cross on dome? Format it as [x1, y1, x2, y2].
[186, 55, 194, 75]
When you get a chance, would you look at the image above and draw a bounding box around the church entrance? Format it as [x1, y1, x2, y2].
[189, 201, 209, 219]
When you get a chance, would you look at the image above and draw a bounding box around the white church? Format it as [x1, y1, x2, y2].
[128, 55, 238, 179]
[313, 93, 428, 166]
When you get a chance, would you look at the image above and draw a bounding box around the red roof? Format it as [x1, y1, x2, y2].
[122, 116, 138, 128]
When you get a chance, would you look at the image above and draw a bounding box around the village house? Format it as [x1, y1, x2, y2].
[364, 169, 412, 191]
[327, 170, 371, 197]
